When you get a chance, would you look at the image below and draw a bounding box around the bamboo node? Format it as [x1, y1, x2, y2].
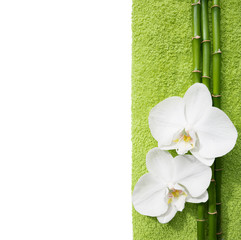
[192, 70, 201, 73]
[192, 35, 201, 40]
[197, 219, 206, 222]
[208, 211, 217, 215]
[191, 0, 201, 6]
[211, 5, 221, 9]
[202, 76, 211, 79]
[215, 168, 223, 171]
[201, 39, 211, 43]
[212, 94, 222, 98]
[216, 231, 223, 236]
[213, 49, 222, 55]
[216, 202, 222, 205]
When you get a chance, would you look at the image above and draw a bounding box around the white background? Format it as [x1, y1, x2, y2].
[0, 1, 132, 239]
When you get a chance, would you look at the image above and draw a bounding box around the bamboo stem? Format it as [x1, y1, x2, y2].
[197, 203, 206, 240]
[208, 167, 217, 240]
[215, 165, 222, 239]
[212, 0, 221, 108]
[201, 0, 211, 89]
[192, 0, 201, 83]
[212, 0, 222, 239]
[196, 1, 211, 239]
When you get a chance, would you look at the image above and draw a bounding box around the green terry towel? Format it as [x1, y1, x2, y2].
[132, 0, 241, 239]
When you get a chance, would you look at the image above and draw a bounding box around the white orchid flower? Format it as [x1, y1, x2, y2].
[132, 148, 211, 223]
[149, 83, 238, 166]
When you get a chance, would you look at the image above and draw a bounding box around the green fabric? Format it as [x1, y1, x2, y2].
[132, 1, 241, 239]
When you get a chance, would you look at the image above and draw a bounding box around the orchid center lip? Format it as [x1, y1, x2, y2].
[167, 186, 187, 204]
[173, 128, 197, 155]
[174, 129, 194, 143]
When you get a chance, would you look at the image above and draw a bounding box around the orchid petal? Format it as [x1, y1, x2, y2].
[146, 148, 174, 183]
[149, 97, 186, 146]
[157, 205, 177, 224]
[186, 191, 208, 203]
[190, 149, 215, 166]
[132, 173, 168, 217]
[195, 107, 238, 158]
[183, 83, 212, 125]
[159, 142, 178, 151]
[173, 155, 211, 197]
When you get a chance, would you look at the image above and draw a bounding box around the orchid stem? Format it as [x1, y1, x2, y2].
[197, 1, 211, 239]
[192, 0, 201, 83]
[212, 0, 221, 239]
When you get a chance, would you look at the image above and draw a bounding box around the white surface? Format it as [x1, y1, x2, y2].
[0, 1, 132, 239]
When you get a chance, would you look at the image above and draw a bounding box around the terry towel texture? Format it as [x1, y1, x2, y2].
[132, 0, 241, 239]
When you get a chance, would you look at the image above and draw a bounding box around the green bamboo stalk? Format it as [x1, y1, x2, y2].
[201, 0, 211, 89]
[197, 203, 206, 240]
[212, 0, 222, 239]
[212, 0, 221, 108]
[208, 167, 217, 240]
[192, 0, 201, 83]
[197, 1, 211, 239]
[215, 160, 222, 240]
